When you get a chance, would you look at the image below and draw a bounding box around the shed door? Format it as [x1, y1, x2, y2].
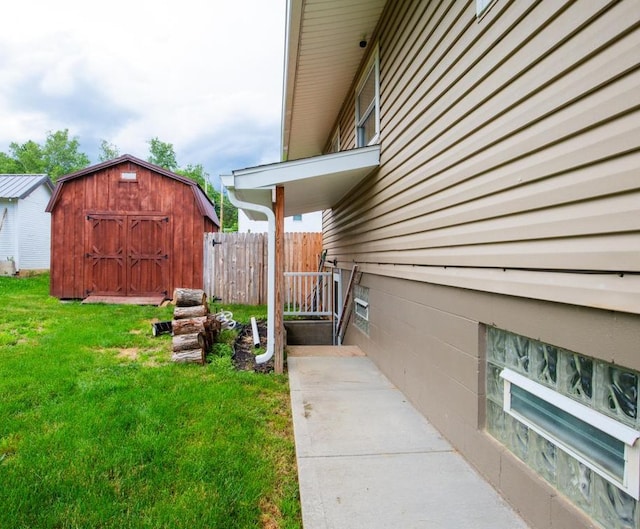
[85, 214, 171, 297]
[127, 216, 170, 296]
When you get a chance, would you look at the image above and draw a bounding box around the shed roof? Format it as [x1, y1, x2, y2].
[0, 174, 53, 199]
[45, 154, 220, 227]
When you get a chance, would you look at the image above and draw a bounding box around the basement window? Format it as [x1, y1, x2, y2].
[353, 285, 369, 335]
[121, 172, 137, 181]
[354, 298, 369, 321]
[502, 368, 640, 499]
[486, 327, 640, 528]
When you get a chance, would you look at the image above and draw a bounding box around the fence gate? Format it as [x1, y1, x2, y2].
[203, 232, 323, 305]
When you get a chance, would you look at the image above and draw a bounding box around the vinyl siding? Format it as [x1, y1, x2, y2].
[0, 200, 17, 262]
[17, 184, 51, 270]
[323, 0, 640, 314]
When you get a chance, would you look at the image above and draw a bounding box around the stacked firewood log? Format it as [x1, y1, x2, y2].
[171, 288, 220, 364]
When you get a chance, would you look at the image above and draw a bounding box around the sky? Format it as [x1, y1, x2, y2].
[0, 0, 287, 187]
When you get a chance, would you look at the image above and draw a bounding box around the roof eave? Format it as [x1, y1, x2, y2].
[228, 145, 380, 220]
[281, 0, 387, 161]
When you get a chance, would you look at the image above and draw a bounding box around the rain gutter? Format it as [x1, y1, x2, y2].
[220, 176, 275, 365]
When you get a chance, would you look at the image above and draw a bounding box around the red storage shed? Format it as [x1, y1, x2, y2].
[46, 154, 219, 301]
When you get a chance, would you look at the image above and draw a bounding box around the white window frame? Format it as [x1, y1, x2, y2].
[501, 368, 640, 499]
[333, 271, 342, 321]
[329, 127, 341, 153]
[354, 297, 369, 321]
[476, 0, 496, 18]
[355, 46, 380, 147]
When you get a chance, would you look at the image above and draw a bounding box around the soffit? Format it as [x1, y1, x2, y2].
[282, 0, 387, 161]
[228, 145, 380, 220]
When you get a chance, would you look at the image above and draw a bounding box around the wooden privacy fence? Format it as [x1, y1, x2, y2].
[203, 232, 323, 305]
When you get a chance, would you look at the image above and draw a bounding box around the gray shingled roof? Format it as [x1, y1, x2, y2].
[0, 174, 53, 199]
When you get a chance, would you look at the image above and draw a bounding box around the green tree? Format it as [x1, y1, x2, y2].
[176, 163, 208, 190]
[8, 140, 45, 174]
[147, 137, 178, 171]
[98, 140, 120, 162]
[176, 164, 238, 232]
[41, 129, 90, 180]
[216, 189, 238, 232]
[0, 152, 20, 173]
[1, 130, 90, 181]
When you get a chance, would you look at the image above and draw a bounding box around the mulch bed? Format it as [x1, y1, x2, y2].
[231, 320, 274, 373]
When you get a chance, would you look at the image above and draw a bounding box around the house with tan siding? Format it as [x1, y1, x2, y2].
[222, 2, 640, 528]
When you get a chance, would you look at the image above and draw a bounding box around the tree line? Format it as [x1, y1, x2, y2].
[0, 129, 237, 231]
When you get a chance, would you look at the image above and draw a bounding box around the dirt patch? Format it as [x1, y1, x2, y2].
[232, 320, 274, 373]
[259, 497, 282, 529]
[117, 348, 139, 360]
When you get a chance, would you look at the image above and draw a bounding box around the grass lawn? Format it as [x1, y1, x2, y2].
[0, 274, 301, 529]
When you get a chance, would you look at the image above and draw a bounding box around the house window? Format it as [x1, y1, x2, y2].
[329, 128, 340, 153]
[292, 214, 302, 222]
[476, 0, 495, 17]
[353, 284, 369, 335]
[355, 47, 380, 147]
[486, 327, 640, 528]
[121, 172, 137, 181]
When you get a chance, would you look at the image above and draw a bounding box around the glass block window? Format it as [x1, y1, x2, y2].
[353, 284, 369, 335]
[486, 327, 640, 529]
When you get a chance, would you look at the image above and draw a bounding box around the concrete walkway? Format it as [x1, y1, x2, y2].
[287, 346, 529, 529]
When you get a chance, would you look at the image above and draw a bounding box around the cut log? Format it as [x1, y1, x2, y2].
[173, 288, 207, 307]
[172, 332, 200, 352]
[171, 349, 205, 364]
[198, 314, 220, 352]
[174, 305, 208, 319]
[197, 332, 209, 351]
[172, 316, 207, 336]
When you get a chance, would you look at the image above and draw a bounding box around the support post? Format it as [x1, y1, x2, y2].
[274, 186, 285, 373]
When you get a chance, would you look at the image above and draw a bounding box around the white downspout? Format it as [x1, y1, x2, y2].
[223, 186, 275, 365]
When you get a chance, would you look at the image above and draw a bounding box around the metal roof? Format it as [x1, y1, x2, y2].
[0, 174, 53, 199]
[281, 0, 388, 160]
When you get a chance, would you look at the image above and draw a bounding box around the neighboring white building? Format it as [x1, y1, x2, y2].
[0, 174, 53, 274]
[238, 209, 322, 233]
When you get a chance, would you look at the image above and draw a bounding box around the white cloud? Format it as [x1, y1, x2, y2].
[0, 0, 286, 173]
